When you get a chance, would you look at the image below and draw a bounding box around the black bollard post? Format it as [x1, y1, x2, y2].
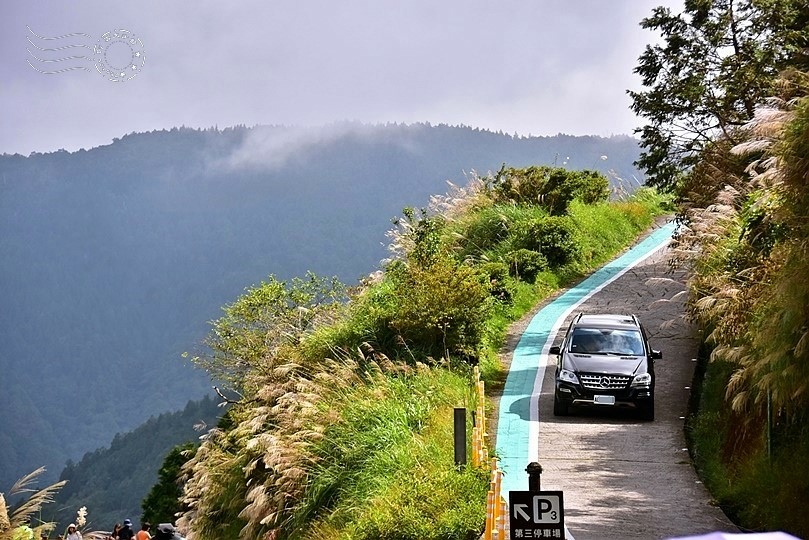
[454, 407, 467, 467]
[526, 461, 543, 492]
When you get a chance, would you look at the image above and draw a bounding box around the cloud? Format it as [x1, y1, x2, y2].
[210, 122, 419, 172]
[215, 125, 337, 171]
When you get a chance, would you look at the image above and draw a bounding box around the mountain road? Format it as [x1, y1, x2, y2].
[495, 222, 737, 539]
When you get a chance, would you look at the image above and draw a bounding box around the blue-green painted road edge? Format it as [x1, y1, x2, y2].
[495, 220, 677, 499]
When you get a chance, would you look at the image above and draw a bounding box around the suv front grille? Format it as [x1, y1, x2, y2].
[579, 373, 631, 390]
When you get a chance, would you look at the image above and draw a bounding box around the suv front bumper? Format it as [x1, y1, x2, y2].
[555, 380, 653, 409]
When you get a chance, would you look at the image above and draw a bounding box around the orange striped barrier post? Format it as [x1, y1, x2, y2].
[471, 425, 476, 468]
[485, 489, 494, 540]
[484, 456, 509, 539]
[477, 379, 486, 434]
[493, 458, 502, 538]
[497, 496, 507, 539]
[490, 476, 498, 538]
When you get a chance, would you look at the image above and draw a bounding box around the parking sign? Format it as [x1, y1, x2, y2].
[509, 491, 565, 539]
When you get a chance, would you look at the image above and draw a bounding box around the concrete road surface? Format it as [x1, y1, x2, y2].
[535, 235, 737, 539]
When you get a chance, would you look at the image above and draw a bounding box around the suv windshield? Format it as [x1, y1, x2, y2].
[568, 327, 645, 356]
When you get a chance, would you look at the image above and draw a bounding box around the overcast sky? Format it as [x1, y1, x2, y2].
[0, 1, 679, 156]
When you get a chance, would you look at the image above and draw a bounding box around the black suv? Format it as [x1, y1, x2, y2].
[550, 313, 661, 420]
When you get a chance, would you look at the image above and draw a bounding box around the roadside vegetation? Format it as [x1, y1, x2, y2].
[150, 166, 668, 539]
[629, 0, 809, 535]
[680, 88, 809, 536]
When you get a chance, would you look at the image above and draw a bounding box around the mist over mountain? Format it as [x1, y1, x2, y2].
[0, 122, 643, 488]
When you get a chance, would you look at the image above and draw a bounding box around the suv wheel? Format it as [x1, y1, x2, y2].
[638, 399, 654, 421]
[553, 392, 569, 416]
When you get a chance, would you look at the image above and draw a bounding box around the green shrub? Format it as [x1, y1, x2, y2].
[492, 166, 609, 215]
[494, 166, 574, 215]
[456, 207, 512, 259]
[504, 249, 548, 282]
[197, 272, 346, 387]
[446, 204, 547, 264]
[397, 207, 447, 268]
[570, 169, 610, 204]
[478, 262, 515, 303]
[390, 257, 491, 360]
[510, 216, 579, 267]
[305, 274, 402, 359]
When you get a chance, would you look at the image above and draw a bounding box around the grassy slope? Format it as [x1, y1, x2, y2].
[174, 179, 668, 540]
[300, 190, 668, 539]
[679, 84, 809, 539]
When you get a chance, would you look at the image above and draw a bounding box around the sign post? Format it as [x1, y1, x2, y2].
[509, 461, 565, 539]
[453, 407, 467, 466]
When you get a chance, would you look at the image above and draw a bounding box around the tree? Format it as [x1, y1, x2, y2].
[492, 166, 609, 214]
[191, 272, 347, 392]
[390, 255, 491, 360]
[141, 444, 196, 526]
[629, 0, 809, 190]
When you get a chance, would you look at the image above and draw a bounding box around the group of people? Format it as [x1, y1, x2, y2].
[107, 520, 182, 540]
[13, 519, 182, 540]
[32, 519, 182, 540]
[106, 519, 149, 540]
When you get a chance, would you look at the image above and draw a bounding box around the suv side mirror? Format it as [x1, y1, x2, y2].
[651, 350, 662, 360]
[549, 346, 560, 355]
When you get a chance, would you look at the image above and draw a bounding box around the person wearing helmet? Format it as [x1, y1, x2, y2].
[153, 524, 182, 540]
[115, 520, 134, 540]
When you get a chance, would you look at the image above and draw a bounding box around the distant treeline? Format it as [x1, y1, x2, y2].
[42, 395, 223, 532]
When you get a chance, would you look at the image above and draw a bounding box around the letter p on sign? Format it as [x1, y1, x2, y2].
[533, 494, 561, 524]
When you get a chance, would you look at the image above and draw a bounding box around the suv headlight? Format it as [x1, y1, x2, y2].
[559, 369, 579, 385]
[631, 373, 652, 387]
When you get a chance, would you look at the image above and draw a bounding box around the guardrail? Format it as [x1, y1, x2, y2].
[472, 366, 507, 540]
[471, 366, 488, 468]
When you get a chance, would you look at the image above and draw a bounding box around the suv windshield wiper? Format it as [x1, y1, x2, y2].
[572, 350, 640, 356]
[578, 351, 634, 356]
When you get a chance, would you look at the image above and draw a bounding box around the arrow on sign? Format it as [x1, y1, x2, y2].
[513, 504, 531, 521]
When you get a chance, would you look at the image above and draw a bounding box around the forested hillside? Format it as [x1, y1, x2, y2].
[0, 123, 644, 489]
[44, 396, 223, 532]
